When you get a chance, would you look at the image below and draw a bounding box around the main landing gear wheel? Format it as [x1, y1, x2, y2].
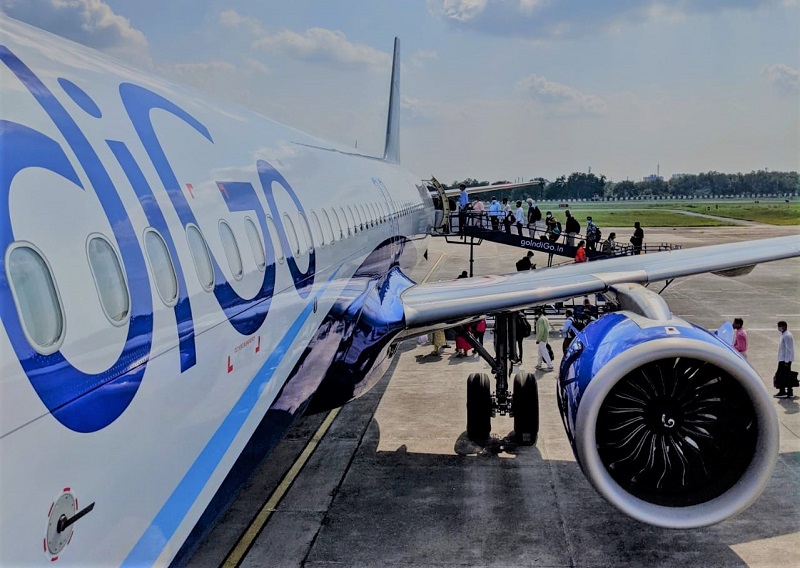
[513, 372, 539, 445]
[467, 373, 492, 441]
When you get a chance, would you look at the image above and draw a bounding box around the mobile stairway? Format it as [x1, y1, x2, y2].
[434, 209, 681, 273]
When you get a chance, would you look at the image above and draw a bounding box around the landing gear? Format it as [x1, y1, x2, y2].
[461, 313, 541, 446]
[466, 373, 492, 441]
[513, 372, 539, 445]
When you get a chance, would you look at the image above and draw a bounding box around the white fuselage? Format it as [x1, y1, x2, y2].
[0, 17, 430, 566]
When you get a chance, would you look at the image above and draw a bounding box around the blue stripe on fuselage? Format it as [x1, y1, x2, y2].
[122, 269, 339, 566]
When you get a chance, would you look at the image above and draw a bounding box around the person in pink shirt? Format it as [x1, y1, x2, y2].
[733, 318, 748, 359]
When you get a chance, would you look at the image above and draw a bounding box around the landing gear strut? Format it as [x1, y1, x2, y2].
[462, 312, 540, 445]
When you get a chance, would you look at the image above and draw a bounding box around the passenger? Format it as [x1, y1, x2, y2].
[732, 318, 748, 359]
[454, 324, 472, 357]
[472, 197, 485, 227]
[500, 197, 514, 234]
[514, 200, 525, 236]
[630, 221, 644, 255]
[545, 212, 561, 243]
[473, 318, 487, 355]
[527, 198, 542, 228]
[580, 297, 597, 320]
[574, 240, 587, 263]
[429, 329, 448, 356]
[585, 216, 601, 251]
[564, 210, 580, 247]
[601, 232, 617, 254]
[516, 251, 535, 271]
[511, 311, 530, 364]
[457, 270, 468, 279]
[560, 309, 579, 355]
[534, 308, 553, 371]
[458, 184, 469, 234]
[502, 198, 513, 234]
[488, 196, 502, 230]
[774, 321, 796, 398]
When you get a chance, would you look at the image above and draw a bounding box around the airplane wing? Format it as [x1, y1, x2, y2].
[401, 235, 799, 329]
[440, 181, 538, 199]
[400, 234, 798, 529]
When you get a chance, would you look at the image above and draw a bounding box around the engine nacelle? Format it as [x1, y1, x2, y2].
[557, 311, 778, 528]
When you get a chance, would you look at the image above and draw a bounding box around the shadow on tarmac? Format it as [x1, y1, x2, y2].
[304, 378, 800, 568]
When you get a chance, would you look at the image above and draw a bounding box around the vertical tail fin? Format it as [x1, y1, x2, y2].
[383, 37, 400, 163]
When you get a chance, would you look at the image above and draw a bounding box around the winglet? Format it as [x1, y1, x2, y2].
[383, 37, 400, 163]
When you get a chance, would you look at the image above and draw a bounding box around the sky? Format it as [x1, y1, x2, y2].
[2, 0, 798, 184]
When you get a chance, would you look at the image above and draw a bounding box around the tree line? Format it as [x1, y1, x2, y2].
[448, 170, 799, 201]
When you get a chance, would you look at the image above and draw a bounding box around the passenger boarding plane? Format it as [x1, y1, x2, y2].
[1, 15, 798, 566]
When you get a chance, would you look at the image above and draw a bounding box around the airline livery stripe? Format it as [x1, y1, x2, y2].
[122, 270, 340, 566]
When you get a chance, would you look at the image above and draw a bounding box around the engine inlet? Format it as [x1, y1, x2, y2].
[596, 357, 757, 507]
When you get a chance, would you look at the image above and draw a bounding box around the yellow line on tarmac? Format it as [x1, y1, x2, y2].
[224, 251, 444, 566]
[422, 251, 446, 283]
[222, 408, 341, 568]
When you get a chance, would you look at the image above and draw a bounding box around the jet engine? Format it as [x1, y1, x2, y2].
[557, 286, 778, 529]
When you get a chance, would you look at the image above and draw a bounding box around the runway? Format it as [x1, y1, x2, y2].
[189, 225, 800, 568]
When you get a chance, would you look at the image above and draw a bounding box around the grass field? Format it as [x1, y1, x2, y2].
[527, 199, 800, 227]
[668, 202, 800, 225]
[538, 208, 732, 228]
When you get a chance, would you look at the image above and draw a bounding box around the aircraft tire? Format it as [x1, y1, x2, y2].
[466, 373, 492, 441]
[513, 372, 539, 445]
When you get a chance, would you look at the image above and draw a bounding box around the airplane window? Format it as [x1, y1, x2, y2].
[298, 212, 314, 253]
[358, 204, 368, 228]
[87, 235, 130, 324]
[144, 228, 179, 305]
[310, 210, 325, 246]
[340, 207, 351, 237]
[331, 208, 344, 240]
[186, 225, 215, 290]
[322, 209, 336, 243]
[244, 217, 266, 271]
[266, 216, 285, 263]
[283, 214, 301, 255]
[6, 244, 64, 354]
[379, 201, 388, 221]
[349, 205, 360, 232]
[218, 221, 244, 281]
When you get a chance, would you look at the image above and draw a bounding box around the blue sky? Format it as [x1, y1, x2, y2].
[2, 0, 798, 184]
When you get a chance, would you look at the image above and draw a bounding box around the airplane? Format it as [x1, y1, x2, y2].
[1, 14, 798, 566]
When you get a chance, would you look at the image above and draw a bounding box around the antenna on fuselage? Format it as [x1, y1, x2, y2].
[383, 37, 400, 164]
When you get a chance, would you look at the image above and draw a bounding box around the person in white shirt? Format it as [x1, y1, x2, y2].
[488, 197, 502, 230]
[514, 201, 525, 236]
[775, 321, 796, 398]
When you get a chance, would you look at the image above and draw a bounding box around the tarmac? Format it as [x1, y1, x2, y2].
[189, 225, 800, 568]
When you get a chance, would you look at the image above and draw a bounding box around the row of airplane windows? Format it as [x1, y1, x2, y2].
[6, 199, 424, 355]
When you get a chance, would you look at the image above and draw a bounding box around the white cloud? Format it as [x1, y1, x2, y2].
[252, 28, 390, 68]
[410, 49, 438, 68]
[433, 0, 488, 22]
[218, 9, 265, 37]
[1, 0, 148, 59]
[762, 63, 800, 95]
[427, 0, 790, 39]
[219, 10, 389, 69]
[515, 74, 607, 115]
